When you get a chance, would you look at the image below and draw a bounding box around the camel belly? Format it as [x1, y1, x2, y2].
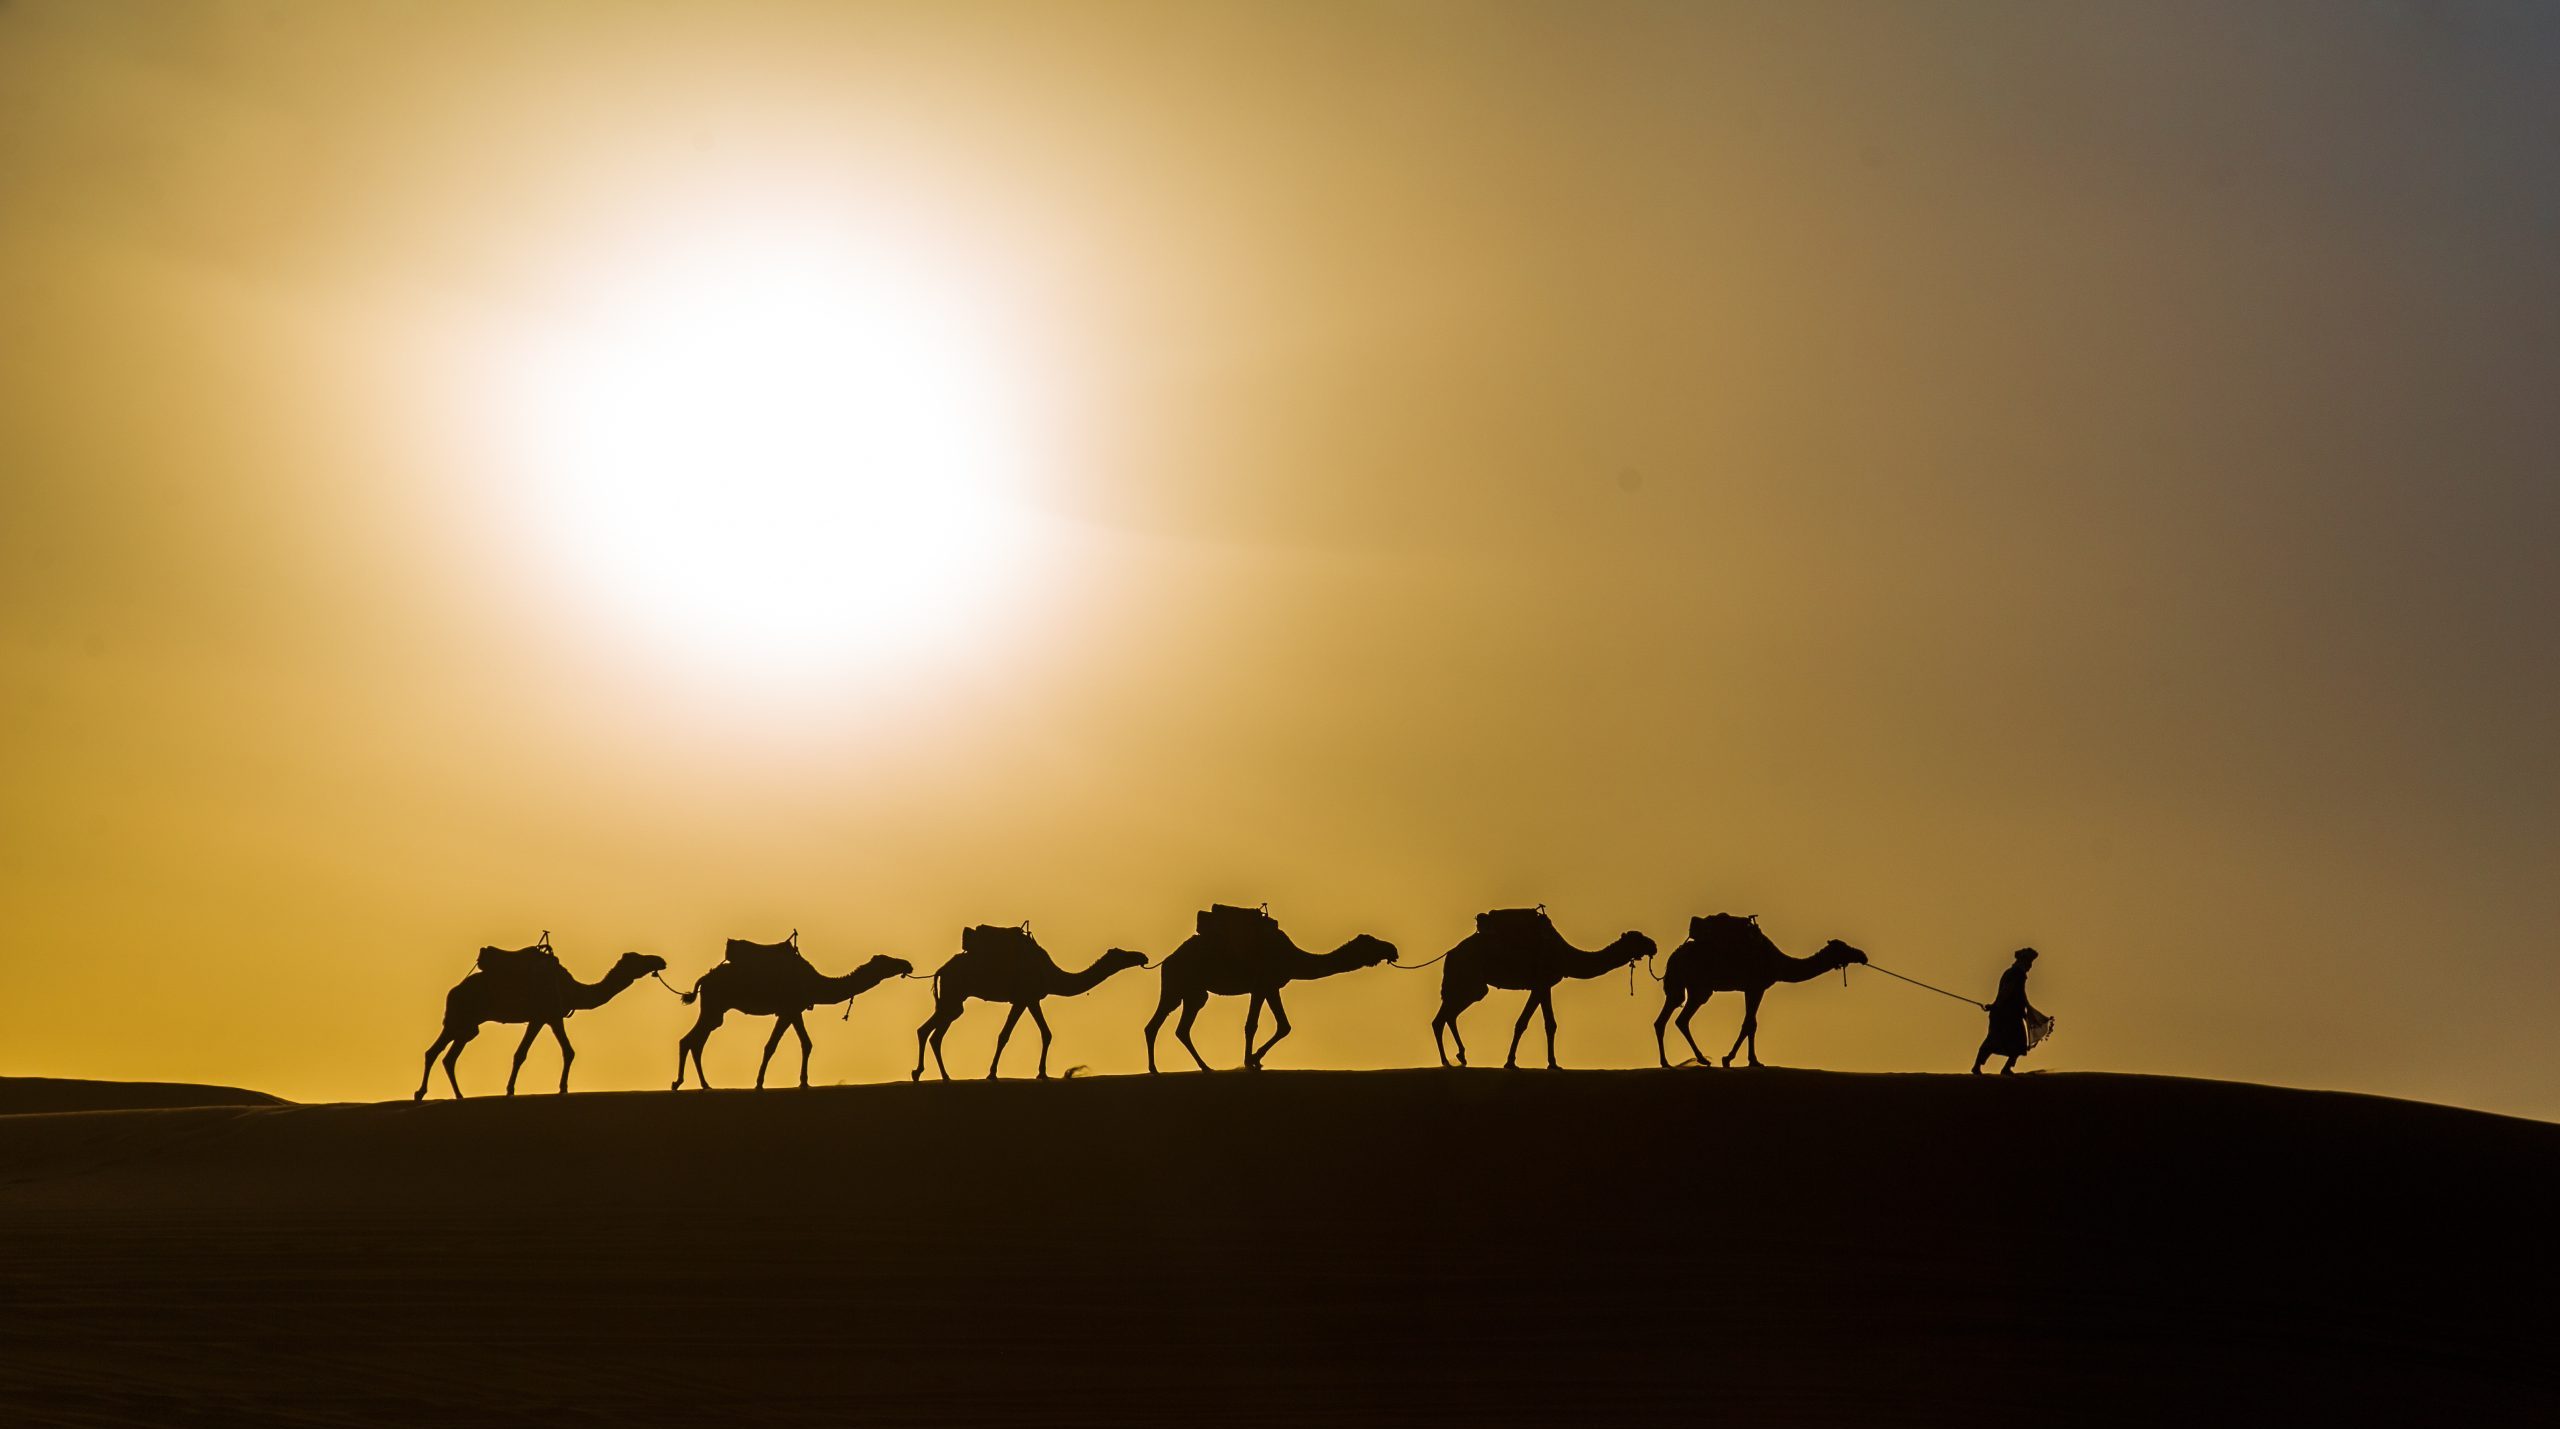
[1196, 973, 1274, 999]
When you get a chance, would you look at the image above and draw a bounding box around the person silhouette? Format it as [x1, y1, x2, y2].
[1971, 947, 2042, 1075]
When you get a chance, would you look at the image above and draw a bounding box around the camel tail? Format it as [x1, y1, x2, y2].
[680, 977, 706, 1005]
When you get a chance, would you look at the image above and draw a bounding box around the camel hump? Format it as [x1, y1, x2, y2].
[722, 934, 807, 975]
[474, 943, 560, 981]
[1196, 903, 1276, 939]
[960, 923, 1042, 964]
[1475, 906, 1552, 938]
[1689, 912, 1758, 940]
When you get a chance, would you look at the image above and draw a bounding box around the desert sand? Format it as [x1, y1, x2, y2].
[1, 1069, 2551, 1425]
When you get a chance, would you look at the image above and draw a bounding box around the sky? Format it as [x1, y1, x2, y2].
[3, 0, 2555, 1116]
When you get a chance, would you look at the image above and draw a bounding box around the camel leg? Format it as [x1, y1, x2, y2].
[550, 1019, 575, 1093]
[440, 1028, 475, 1099]
[1504, 993, 1540, 1069]
[930, 1004, 958, 1081]
[1250, 989, 1292, 1069]
[756, 1017, 790, 1089]
[1027, 1001, 1053, 1079]
[790, 1012, 814, 1087]
[914, 1011, 936, 1081]
[1537, 989, 1561, 1069]
[676, 1005, 723, 1090]
[1652, 987, 1678, 1067]
[1143, 983, 1181, 1073]
[417, 1030, 453, 1100]
[1242, 995, 1263, 1069]
[990, 1003, 1026, 1079]
[1434, 991, 1477, 1068]
[505, 1022, 541, 1096]
[1725, 989, 1765, 1068]
[1675, 991, 1713, 1066]
[1175, 994, 1212, 1072]
[689, 1016, 720, 1090]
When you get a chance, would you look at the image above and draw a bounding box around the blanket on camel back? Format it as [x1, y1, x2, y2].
[959, 922, 1043, 969]
[1475, 906, 1554, 939]
[475, 935, 558, 981]
[1195, 903, 1278, 939]
[724, 931, 806, 975]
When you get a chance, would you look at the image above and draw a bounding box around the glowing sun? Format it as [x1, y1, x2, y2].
[493, 222, 1039, 668]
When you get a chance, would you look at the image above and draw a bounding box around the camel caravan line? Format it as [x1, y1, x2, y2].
[415, 905, 2012, 1100]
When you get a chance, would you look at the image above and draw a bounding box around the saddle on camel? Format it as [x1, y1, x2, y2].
[475, 931, 561, 983]
[722, 929, 809, 975]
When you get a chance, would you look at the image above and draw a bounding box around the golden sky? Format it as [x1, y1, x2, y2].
[4, 1, 2555, 1115]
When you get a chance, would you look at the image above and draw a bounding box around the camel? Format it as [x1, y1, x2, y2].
[673, 950, 913, 1090]
[1143, 911, 1398, 1072]
[414, 949, 667, 1099]
[1430, 908, 1655, 1069]
[1652, 913, 1868, 1068]
[912, 925, 1147, 1081]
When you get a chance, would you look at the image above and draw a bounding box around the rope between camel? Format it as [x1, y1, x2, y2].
[1390, 951, 1447, 971]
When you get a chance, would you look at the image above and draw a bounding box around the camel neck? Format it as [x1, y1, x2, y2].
[1294, 941, 1377, 980]
[1562, 942, 1631, 979]
[1772, 953, 1836, 985]
[568, 968, 637, 1010]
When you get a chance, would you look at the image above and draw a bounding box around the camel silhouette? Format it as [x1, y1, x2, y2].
[1142, 911, 1397, 1072]
[1430, 909, 1654, 1069]
[912, 926, 1147, 1081]
[413, 949, 667, 1099]
[1652, 914, 1868, 1067]
[673, 949, 913, 1090]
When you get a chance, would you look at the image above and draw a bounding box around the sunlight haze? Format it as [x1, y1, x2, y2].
[2, 1, 2555, 1117]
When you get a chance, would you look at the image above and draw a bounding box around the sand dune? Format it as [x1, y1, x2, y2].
[0, 1076, 287, 1117]
[0, 1070, 2550, 1425]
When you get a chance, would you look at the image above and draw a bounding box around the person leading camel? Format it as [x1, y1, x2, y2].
[414, 944, 668, 1099]
[1430, 907, 1653, 1070]
[673, 939, 914, 1090]
[1973, 947, 2043, 1075]
[1651, 914, 1869, 1068]
[1143, 905, 1398, 1072]
[913, 924, 1147, 1081]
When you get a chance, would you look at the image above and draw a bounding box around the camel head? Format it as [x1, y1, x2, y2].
[612, 951, 669, 978]
[1095, 947, 1150, 978]
[1341, 933, 1399, 967]
[1819, 940, 1869, 970]
[857, 954, 915, 980]
[1608, 931, 1658, 967]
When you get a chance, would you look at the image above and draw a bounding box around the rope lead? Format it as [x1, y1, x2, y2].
[1858, 962, 1988, 1010]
